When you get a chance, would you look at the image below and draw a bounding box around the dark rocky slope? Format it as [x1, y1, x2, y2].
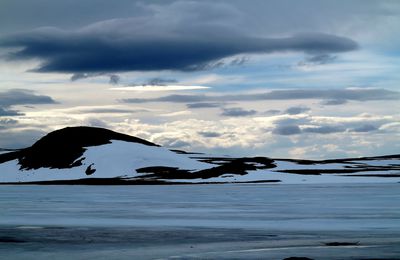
[0, 126, 158, 170]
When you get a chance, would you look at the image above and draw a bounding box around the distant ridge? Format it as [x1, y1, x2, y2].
[0, 126, 399, 184]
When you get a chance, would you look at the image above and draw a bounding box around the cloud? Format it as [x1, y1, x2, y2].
[111, 77, 208, 91]
[284, 106, 310, 115]
[130, 78, 178, 86]
[271, 113, 391, 136]
[0, 128, 47, 149]
[70, 73, 90, 81]
[122, 88, 400, 104]
[160, 110, 191, 117]
[272, 125, 301, 135]
[70, 73, 120, 85]
[297, 53, 338, 67]
[272, 123, 345, 135]
[221, 107, 257, 117]
[380, 122, 400, 133]
[307, 54, 338, 64]
[153, 136, 191, 149]
[263, 109, 281, 115]
[0, 89, 56, 117]
[321, 99, 348, 105]
[111, 85, 209, 92]
[303, 125, 345, 134]
[84, 118, 110, 128]
[0, 107, 22, 117]
[229, 56, 249, 66]
[109, 74, 120, 85]
[352, 124, 378, 132]
[124, 94, 206, 103]
[0, 2, 358, 74]
[186, 102, 222, 109]
[74, 108, 147, 114]
[0, 118, 18, 129]
[0, 89, 56, 107]
[197, 131, 222, 138]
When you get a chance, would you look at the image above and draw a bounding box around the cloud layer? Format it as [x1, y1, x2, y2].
[0, 89, 56, 117]
[0, 2, 358, 74]
[122, 88, 400, 104]
[271, 113, 391, 136]
[221, 107, 257, 117]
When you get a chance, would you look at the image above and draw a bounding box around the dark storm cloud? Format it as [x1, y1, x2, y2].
[221, 107, 257, 117]
[0, 0, 390, 37]
[0, 1, 358, 74]
[122, 88, 400, 104]
[0, 89, 57, 117]
[1, 31, 358, 73]
[284, 106, 310, 115]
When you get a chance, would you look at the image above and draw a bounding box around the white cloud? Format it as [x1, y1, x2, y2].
[110, 85, 210, 91]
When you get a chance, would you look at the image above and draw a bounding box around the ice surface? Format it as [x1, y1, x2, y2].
[0, 184, 400, 259]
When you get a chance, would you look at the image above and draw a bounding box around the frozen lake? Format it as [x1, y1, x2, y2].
[1, 183, 400, 259]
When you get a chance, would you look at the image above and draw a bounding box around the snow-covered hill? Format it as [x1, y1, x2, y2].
[0, 126, 399, 184]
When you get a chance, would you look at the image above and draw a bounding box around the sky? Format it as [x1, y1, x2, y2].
[0, 0, 399, 159]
